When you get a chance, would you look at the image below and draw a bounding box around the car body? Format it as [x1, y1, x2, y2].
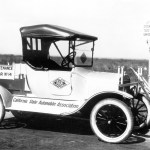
[0, 25, 132, 115]
[0, 24, 149, 143]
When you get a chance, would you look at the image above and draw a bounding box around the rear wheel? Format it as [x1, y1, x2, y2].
[0, 97, 5, 123]
[90, 98, 133, 143]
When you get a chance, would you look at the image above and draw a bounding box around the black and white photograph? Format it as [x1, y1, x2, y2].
[0, 0, 150, 149]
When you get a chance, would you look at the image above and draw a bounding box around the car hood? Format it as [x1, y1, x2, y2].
[86, 71, 119, 91]
[73, 67, 120, 91]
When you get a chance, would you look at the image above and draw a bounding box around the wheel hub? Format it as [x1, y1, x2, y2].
[108, 120, 112, 124]
[107, 118, 115, 125]
[132, 108, 138, 116]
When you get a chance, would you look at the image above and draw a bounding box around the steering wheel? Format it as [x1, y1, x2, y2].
[61, 51, 76, 67]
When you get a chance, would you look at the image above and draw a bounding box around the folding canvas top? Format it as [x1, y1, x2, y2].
[20, 24, 98, 41]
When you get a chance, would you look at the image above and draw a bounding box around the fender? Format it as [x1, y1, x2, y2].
[0, 85, 13, 107]
[115, 90, 133, 99]
[76, 90, 133, 116]
[87, 90, 133, 101]
[62, 90, 133, 116]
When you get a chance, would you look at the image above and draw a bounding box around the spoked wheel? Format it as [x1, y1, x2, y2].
[11, 110, 34, 121]
[130, 94, 150, 130]
[90, 99, 133, 143]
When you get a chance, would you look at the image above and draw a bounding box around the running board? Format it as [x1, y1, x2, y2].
[6, 95, 82, 116]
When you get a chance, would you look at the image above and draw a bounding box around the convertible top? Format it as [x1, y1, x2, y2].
[20, 24, 98, 41]
[20, 24, 97, 69]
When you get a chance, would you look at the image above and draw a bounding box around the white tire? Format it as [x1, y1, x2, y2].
[90, 98, 133, 143]
[0, 97, 5, 123]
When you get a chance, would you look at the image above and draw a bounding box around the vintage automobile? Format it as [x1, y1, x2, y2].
[0, 24, 149, 143]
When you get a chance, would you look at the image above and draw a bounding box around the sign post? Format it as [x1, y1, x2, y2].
[144, 21, 150, 84]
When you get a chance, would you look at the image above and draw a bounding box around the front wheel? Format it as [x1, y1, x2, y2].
[90, 98, 133, 143]
[130, 94, 150, 130]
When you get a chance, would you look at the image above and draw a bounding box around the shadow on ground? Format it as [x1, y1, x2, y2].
[0, 117, 26, 129]
[1, 114, 150, 144]
[1, 114, 93, 135]
[25, 114, 93, 135]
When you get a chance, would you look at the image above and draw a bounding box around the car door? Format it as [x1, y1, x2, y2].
[48, 70, 72, 96]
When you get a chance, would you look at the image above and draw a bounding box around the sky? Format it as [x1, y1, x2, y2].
[0, 0, 150, 59]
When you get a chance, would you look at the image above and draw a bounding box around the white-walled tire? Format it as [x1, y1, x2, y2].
[0, 97, 5, 124]
[90, 98, 133, 143]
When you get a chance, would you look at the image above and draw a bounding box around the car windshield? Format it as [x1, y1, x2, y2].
[74, 40, 94, 66]
[50, 40, 94, 68]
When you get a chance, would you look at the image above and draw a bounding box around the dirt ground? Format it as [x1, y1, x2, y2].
[1, 112, 150, 150]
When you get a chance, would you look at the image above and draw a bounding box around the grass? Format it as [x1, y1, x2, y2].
[0, 54, 148, 80]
